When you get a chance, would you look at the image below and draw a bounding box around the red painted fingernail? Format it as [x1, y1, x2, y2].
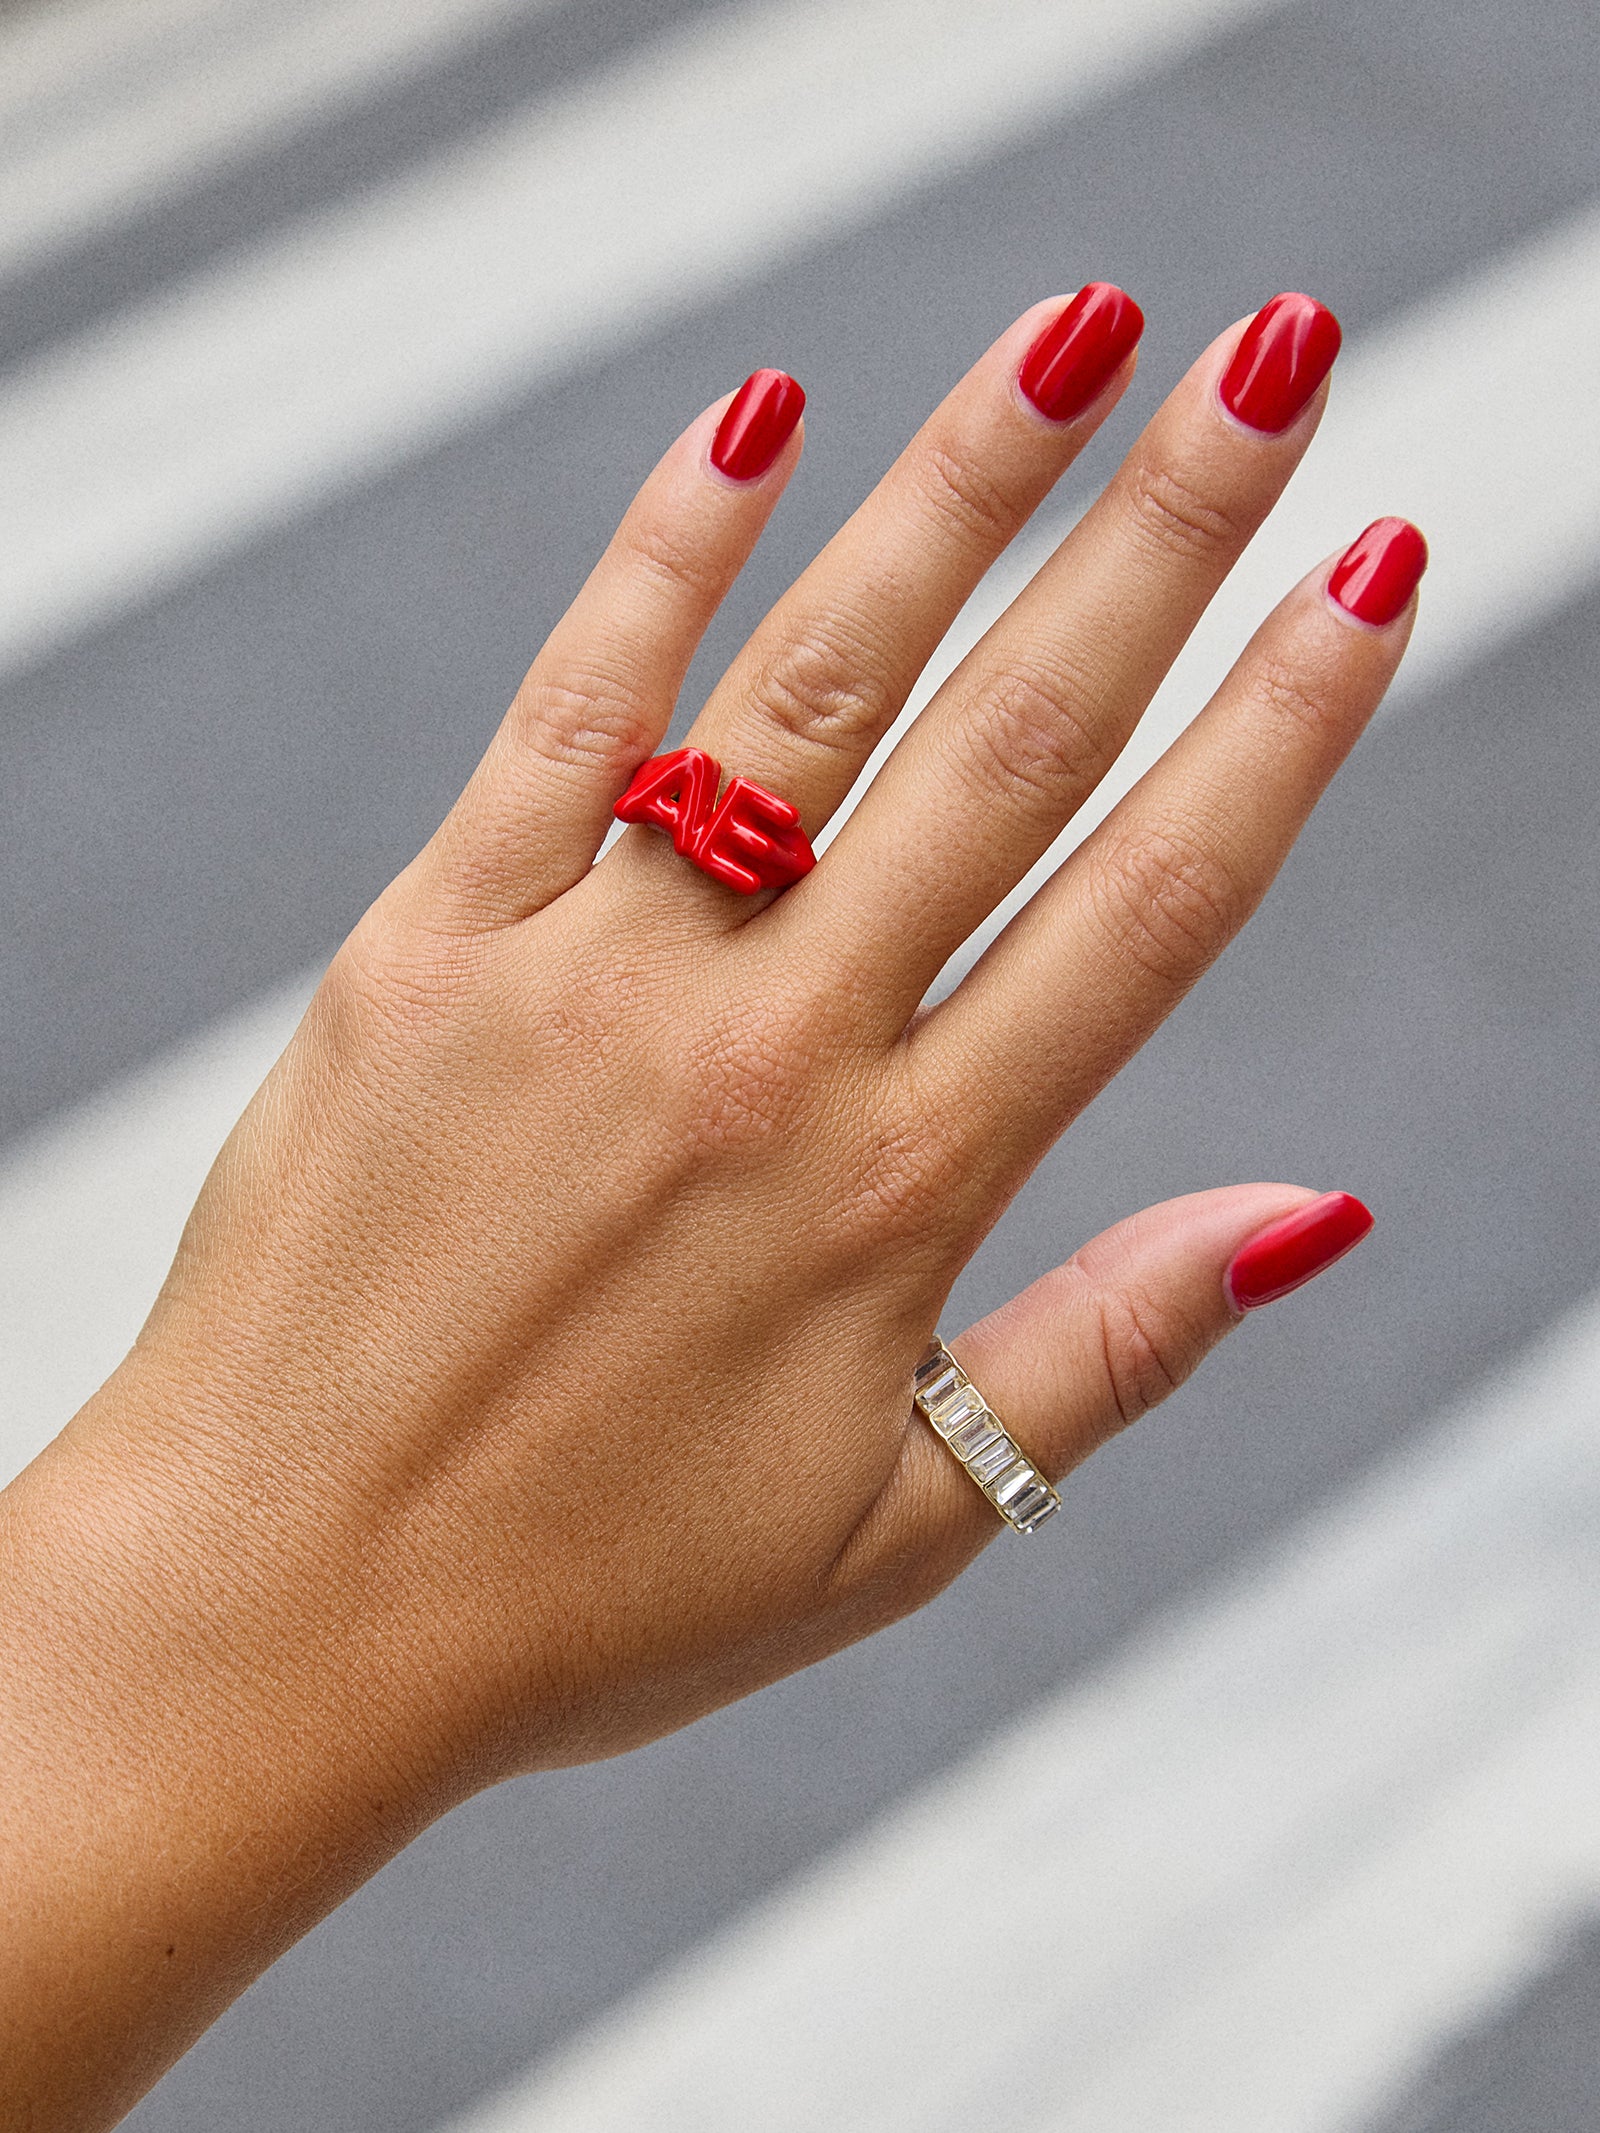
[1328, 517, 1429, 627]
[1225, 1192, 1374, 1312]
[1018, 283, 1145, 424]
[1219, 292, 1342, 434]
[710, 369, 805, 482]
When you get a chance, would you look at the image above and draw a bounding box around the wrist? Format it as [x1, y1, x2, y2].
[0, 1363, 456, 2130]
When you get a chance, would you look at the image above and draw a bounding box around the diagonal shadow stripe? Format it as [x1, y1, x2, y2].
[1365, 1917, 1600, 2133]
[436, 1300, 1600, 2133]
[0, 0, 1292, 692]
[0, 0, 734, 373]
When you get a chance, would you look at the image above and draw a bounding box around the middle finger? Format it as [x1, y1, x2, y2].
[806, 292, 1342, 1016]
[679, 286, 1145, 831]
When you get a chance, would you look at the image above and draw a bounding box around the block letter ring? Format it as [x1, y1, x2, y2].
[614, 748, 815, 894]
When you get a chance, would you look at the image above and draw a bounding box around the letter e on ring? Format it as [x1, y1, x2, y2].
[693, 776, 816, 893]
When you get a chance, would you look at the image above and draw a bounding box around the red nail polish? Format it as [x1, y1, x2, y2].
[1225, 1192, 1374, 1311]
[1219, 292, 1342, 434]
[711, 369, 805, 482]
[1018, 284, 1145, 424]
[1328, 517, 1429, 627]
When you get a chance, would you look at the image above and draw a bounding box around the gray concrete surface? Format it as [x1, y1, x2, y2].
[1375, 1919, 1600, 2133]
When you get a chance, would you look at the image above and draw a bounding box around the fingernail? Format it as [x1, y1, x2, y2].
[711, 369, 806, 482]
[1219, 292, 1342, 434]
[1328, 517, 1429, 627]
[1018, 283, 1145, 424]
[1225, 1191, 1374, 1312]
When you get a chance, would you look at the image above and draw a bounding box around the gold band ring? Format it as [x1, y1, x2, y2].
[912, 1341, 1061, 1535]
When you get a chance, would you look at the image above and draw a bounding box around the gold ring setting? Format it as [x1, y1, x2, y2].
[912, 1341, 1061, 1535]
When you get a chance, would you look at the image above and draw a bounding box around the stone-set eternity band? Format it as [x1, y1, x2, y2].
[912, 1341, 1061, 1535]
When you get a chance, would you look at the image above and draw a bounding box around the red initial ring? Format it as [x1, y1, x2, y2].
[612, 749, 816, 894]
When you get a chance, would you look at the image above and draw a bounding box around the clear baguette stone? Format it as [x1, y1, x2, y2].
[931, 1385, 985, 1432]
[948, 1412, 999, 1457]
[913, 1341, 1061, 1535]
[992, 1461, 1037, 1503]
[915, 1364, 962, 1412]
[969, 1436, 1019, 1485]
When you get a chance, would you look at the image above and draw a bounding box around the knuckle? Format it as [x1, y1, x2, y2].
[825, 1068, 972, 1261]
[740, 612, 892, 763]
[652, 966, 875, 1177]
[1121, 455, 1249, 569]
[916, 440, 1032, 553]
[675, 994, 815, 1158]
[961, 661, 1104, 810]
[622, 514, 729, 607]
[509, 668, 657, 779]
[1094, 1282, 1189, 1434]
[1087, 826, 1242, 987]
[1253, 650, 1341, 745]
[842, 1120, 961, 1248]
[319, 906, 485, 1053]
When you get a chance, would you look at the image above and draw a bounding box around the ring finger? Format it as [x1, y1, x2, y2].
[917, 519, 1426, 1208]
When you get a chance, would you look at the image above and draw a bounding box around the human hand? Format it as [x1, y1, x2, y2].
[1, 287, 1419, 2125]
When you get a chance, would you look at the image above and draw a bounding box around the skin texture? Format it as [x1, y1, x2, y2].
[0, 296, 1416, 2130]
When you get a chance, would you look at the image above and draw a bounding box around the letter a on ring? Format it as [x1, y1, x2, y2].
[613, 747, 718, 852]
[614, 749, 815, 894]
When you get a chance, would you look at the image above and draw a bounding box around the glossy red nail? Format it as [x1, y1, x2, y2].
[1219, 292, 1342, 434]
[1328, 517, 1429, 627]
[1225, 1192, 1374, 1311]
[711, 369, 805, 482]
[1018, 283, 1145, 423]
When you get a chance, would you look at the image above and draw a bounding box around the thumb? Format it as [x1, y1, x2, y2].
[951, 1185, 1373, 1493]
[839, 1185, 1373, 1603]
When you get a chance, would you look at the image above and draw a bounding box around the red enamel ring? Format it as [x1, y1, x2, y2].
[613, 749, 816, 894]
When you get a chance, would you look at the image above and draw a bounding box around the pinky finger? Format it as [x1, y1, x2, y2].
[401, 371, 806, 931]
